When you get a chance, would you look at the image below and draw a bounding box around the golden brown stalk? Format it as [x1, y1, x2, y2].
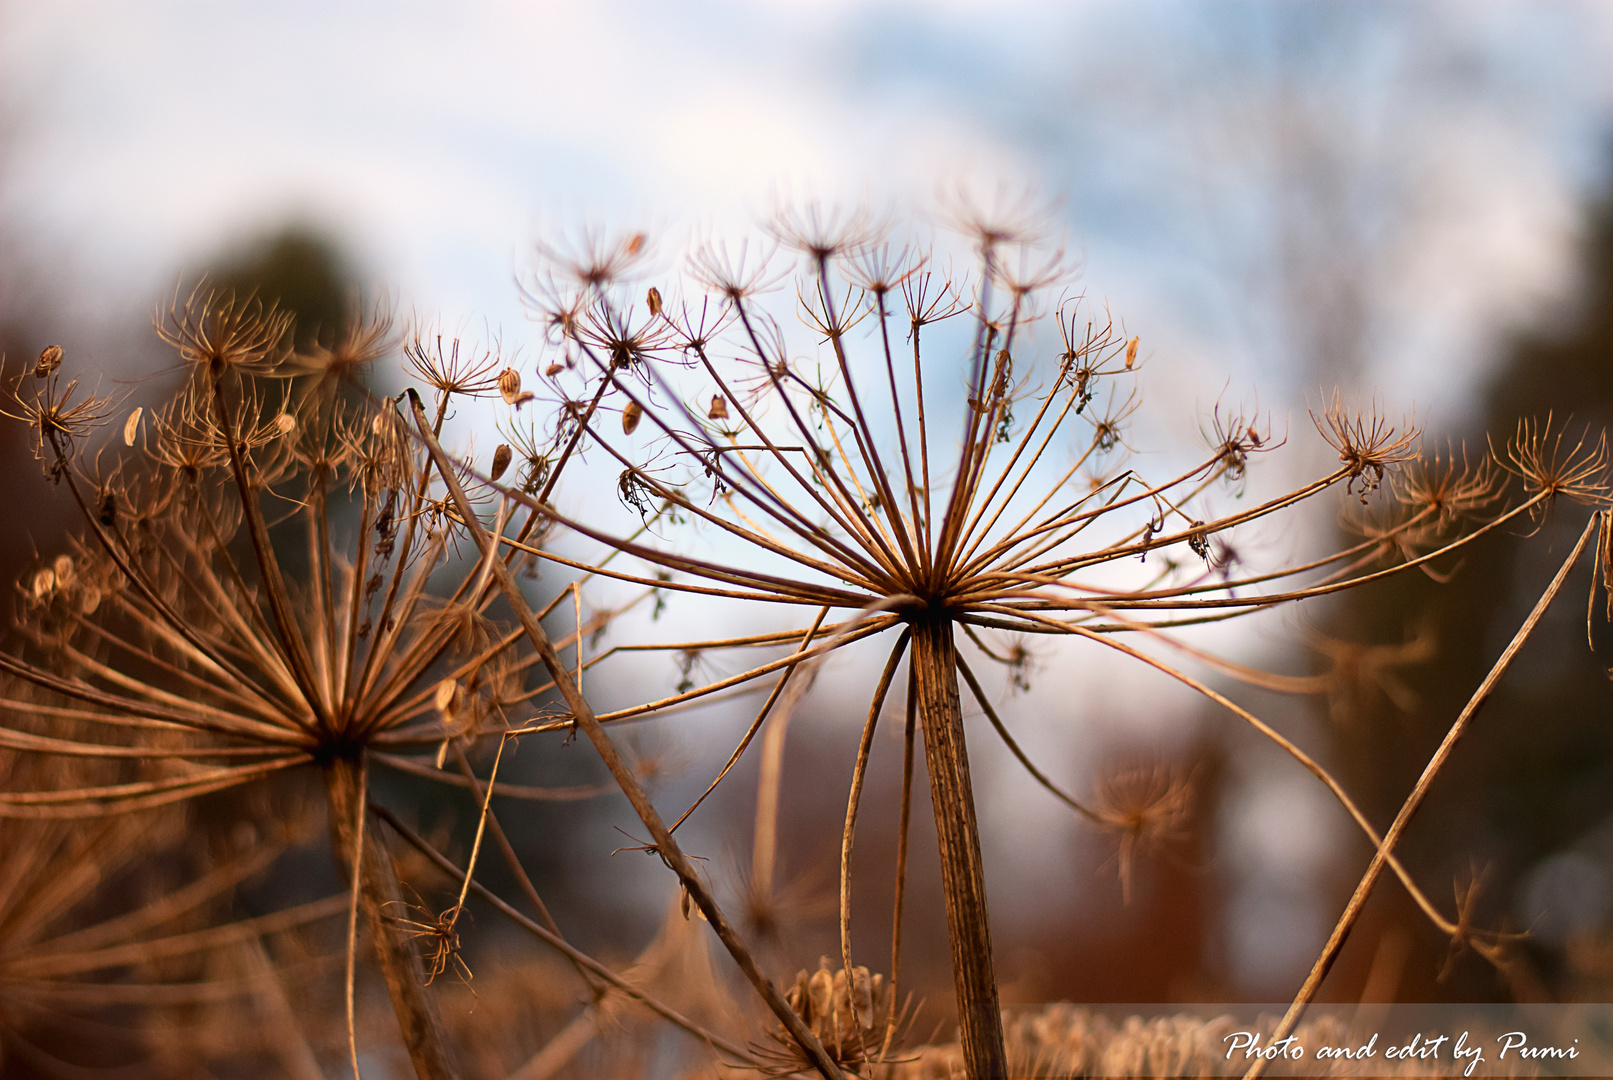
[326, 757, 459, 1080]
[910, 616, 1005, 1080]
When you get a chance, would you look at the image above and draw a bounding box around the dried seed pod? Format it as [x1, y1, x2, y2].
[626, 232, 646, 255]
[622, 399, 643, 435]
[490, 443, 512, 481]
[434, 679, 458, 714]
[123, 406, 143, 447]
[273, 412, 296, 436]
[646, 286, 663, 316]
[708, 394, 729, 421]
[1125, 337, 1139, 369]
[34, 344, 62, 378]
[497, 367, 522, 405]
[544, 362, 564, 378]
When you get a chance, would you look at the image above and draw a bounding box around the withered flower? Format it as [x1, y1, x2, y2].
[479, 205, 1545, 1079]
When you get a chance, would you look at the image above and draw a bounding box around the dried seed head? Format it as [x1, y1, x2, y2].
[1312, 393, 1419, 499]
[403, 332, 503, 397]
[497, 367, 522, 405]
[156, 286, 293, 376]
[490, 443, 512, 481]
[1096, 762, 1194, 905]
[1394, 445, 1500, 526]
[285, 297, 396, 384]
[762, 957, 894, 1074]
[35, 345, 63, 378]
[622, 399, 643, 435]
[1500, 415, 1611, 510]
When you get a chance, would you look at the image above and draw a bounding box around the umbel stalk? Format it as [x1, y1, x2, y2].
[912, 615, 1007, 1079]
[326, 757, 459, 1080]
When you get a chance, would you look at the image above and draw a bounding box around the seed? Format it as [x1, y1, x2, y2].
[498, 368, 522, 405]
[490, 443, 512, 481]
[123, 406, 143, 446]
[34, 345, 62, 378]
[434, 680, 458, 714]
[622, 400, 643, 435]
[647, 287, 663, 316]
[708, 395, 729, 421]
[1125, 337, 1139, 369]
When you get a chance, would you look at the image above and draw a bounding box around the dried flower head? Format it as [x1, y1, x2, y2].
[473, 203, 1526, 1079]
[1498, 414, 1611, 512]
[1095, 762, 1195, 905]
[1312, 392, 1420, 498]
[156, 284, 294, 378]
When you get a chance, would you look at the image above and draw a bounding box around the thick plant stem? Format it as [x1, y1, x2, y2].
[911, 616, 1006, 1080]
[326, 757, 459, 1080]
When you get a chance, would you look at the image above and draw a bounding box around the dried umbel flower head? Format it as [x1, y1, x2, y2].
[1499, 414, 1611, 512]
[1312, 391, 1420, 499]
[4, 208, 1586, 1080]
[1094, 761, 1195, 905]
[755, 958, 897, 1078]
[1, 356, 116, 480]
[0, 312, 647, 1076]
[1394, 443, 1502, 528]
[478, 204, 1542, 1079]
[0, 747, 343, 1076]
[156, 284, 294, 378]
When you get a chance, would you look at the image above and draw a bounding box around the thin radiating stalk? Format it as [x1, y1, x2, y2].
[407, 389, 848, 1080]
[840, 631, 911, 978]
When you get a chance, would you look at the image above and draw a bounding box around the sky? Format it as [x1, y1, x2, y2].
[5, 1, 1608, 418]
[5, 0, 1613, 998]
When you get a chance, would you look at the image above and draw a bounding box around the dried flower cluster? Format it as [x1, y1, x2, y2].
[0, 204, 1608, 1080]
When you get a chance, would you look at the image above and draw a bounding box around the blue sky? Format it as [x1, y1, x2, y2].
[5, 1, 1607, 423]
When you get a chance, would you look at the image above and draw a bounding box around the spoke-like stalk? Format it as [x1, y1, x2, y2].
[910, 615, 1005, 1079]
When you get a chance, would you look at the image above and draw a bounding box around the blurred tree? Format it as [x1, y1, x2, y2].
[209, 226, 353, 351]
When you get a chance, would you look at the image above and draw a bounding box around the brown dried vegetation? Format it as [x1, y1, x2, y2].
[0, 205, 1609, 1080]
